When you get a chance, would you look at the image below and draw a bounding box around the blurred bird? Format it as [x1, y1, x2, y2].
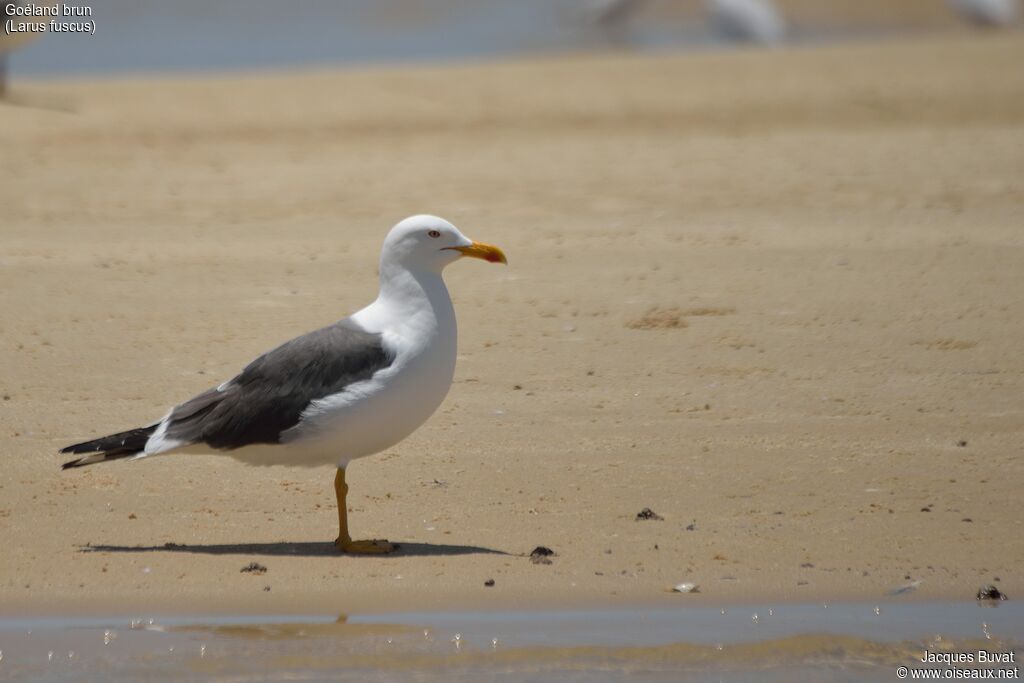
[707, 0, 786, 44]
[588, 0, 647, 25]
[587, 0, 787, 46]
[947, 0, 1018, 26]
[1, 0, 42, 98]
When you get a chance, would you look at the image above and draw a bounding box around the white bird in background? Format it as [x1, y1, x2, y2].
[61, 215, 507, 554]
[588, 0, 648, 25]
[707, 0, 786, 45]
[589, 0, 786, 45]
[947, 0, 1019, 26]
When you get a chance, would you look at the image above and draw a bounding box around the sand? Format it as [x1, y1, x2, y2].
[1, 33, 1023, 617]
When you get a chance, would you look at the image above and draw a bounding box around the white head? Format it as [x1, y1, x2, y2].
[380, 214, 507, 274]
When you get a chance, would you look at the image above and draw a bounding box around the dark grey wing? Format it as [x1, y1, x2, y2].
[163, 321, 394, 450]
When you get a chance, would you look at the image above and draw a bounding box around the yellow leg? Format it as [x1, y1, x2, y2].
[333, 468, 394, 554]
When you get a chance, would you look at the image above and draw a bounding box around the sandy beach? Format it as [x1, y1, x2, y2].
[1, 32, 1022, 617]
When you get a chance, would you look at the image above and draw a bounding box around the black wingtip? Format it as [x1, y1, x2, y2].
[59, 425, 158, 458]
[60, 440, 104, 455]
[60, 450, 139, 470]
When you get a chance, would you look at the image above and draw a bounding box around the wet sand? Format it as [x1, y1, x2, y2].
[1, 603, 1020, 682]
[1, 33, 1023, 616]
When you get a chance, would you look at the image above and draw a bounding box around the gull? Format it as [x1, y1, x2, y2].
[61, 215, 507, 554]
[947, 0, 1018, 26]
[708, 0, 786, 45]
[583, 0, 787, 46]
[587, 0, 648, 25]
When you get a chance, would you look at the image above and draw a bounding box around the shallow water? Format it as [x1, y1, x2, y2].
[0, 602, 1020, 682]
[9, 0, 898, 77]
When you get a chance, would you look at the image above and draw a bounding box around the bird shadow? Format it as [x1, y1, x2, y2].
[80, 540, 510, 558]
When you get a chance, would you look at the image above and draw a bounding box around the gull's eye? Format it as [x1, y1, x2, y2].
[427, 230, 441, 238]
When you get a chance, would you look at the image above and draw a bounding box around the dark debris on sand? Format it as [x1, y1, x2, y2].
[530, 546, 555, 565]
[240, 562, 268, 574]
[977, 585, 1007, 601]
[636, 508, 664, 521]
